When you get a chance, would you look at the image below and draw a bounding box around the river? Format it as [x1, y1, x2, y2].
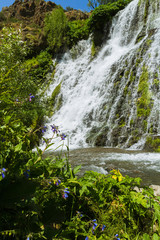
[46, 147, 160, 186]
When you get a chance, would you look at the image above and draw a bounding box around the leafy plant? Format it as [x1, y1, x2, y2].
[88, 0, 132, 46]
[44, 7, 69, 53]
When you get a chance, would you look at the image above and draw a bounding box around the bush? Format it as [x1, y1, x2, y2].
[88, 0, 132, 45]
[68, 19, 90, 47]
[44, 7, 69, 53]
[0, 27, 52, 139]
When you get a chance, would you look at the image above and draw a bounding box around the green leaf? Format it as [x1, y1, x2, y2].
[73, 165, 81, 175]
[15, 142, 23, 152]
[4, 115, 11, 124]
[153, 233, 160, 240]
[143, 233, 151, 240]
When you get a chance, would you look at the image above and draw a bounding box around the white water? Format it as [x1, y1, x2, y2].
[44, 0, 160, 153]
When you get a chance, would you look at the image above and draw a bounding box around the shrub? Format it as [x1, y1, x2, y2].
[88, 0, 133, 46]
[44, 7, 69, 53]
[68, 19, 90, 47]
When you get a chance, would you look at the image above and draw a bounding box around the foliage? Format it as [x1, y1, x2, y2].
[88, 0, 132, 45]
[44, 8, 90, 54]
[0, 7, 160, 240]
[23, 51, 52, 85]
[146, 136, 160, 152]
[137, 65, 152, 118]
[68, 19, 90, 47]
[65, 6, 74, 11]
[0, 27, 27, 73]
[0, 124, 160, 240]
[44, 7, 69, 53]
[88, 0, 118, 9]
[0, 27, 52, 132]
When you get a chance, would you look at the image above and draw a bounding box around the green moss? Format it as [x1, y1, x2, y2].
[119, 121, 125, 128]
[114, 81, 120, 87]
[153, 78, 159, 87]
[144, 0, 149, 23]
[91, 41, 96, 57]
[129, 71, 135, 82]
[124, 85, 128, 96]
[130, 119, 134, 126]
[135, 58, 142, 67]
[146, 39, 152, 47]
[124, 70, 130, 78]
[142, 120, 147, 132]
[137, 66, 152, 118]
[128, 90, 131, 97]
[50, 82, 62, 106]
[56, 95, 63, 111]
[146, 136, 160, 152]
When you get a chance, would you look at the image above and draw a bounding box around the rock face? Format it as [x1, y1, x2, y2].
[65, 10, 90, 21]
[1, 0, 90, 26]
[2, 0, 56, 26]
[0, 0, 90, 54]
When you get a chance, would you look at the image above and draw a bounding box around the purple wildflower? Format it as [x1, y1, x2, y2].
[29, 94, 35, 102]
[92, 219, 97, 222]
[1, 168, 6, 179]
[42, 126, 47, 133]
[51, 124, 59, 133]
[23, 169, 30, 179]
[63, 193, 68, 199]
[55, 179, 61, 186]
[60, 133, 66, 140]
[102, 225, 106, 231]
[92, 222, 98, 230]
[77, 211, 83, 217]
[85, 237, 89, 240]
[115, 234, 119, 237]
[2, 172, 5, 179]
[63, 188, 70, 199]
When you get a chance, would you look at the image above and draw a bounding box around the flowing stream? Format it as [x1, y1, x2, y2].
[43, 0, 160, 183]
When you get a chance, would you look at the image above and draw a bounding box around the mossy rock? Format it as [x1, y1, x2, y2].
[144, 136, 160, 152]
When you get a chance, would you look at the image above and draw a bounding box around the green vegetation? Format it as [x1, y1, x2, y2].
[44, 8, 89, 54]
[0, 27, 52, 142]
[44, 7, 69, 53]
[87, 0, 132, 46]
[1, 118, 160, 240]
[146, 136, 160, 152]
[137, 65, 152, 118]
[68, 19, 90, 47]
[0, 2, 160, 240]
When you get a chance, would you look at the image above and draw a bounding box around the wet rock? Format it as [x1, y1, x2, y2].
[150, 185, 160, 196]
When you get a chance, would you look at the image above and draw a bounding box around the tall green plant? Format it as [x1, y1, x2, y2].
[44, 7, 69, 53]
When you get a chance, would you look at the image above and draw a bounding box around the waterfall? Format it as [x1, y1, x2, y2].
[44, 0, 160, 150]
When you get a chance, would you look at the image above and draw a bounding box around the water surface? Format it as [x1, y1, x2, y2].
[67, 147, 160, 186]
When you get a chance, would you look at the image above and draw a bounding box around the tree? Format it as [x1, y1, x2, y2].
[88, 0, 117, 9]
[44, 7, 69, 53]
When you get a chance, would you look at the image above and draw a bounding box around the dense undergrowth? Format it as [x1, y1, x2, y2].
[0, 1, 160, 239]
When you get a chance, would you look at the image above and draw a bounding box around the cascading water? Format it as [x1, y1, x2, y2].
[44, 0, 160, 151]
